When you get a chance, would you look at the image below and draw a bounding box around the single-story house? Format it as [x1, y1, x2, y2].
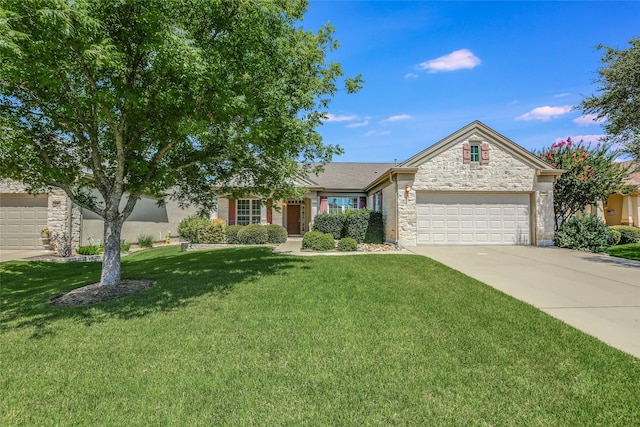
[603, 161, 640, 227]
[0, 121, 563, 250]
[216, 121, 562, 246]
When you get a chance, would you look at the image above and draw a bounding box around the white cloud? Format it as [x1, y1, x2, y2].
[324, 113, 358, 123]
[554, 92, 570, 98]
[573, 114, 606, 126]
[364, 130, 392, 137]
[515, 105, 572, 121]
[404, 73, 419, 79]
[346, 120, 369, 128]
[382, 114, 412, 123]
[418, 49, 481, 73]
[554, 134, 607, 144]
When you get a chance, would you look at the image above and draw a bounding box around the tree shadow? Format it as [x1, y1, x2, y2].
[0, 247, 306, 337]
[582, 254, 640, 269]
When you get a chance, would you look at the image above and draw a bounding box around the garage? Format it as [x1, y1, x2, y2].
[0, 195, 49, 249]
[416, 193, 531, 245]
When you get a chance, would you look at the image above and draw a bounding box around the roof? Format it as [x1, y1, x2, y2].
[619, 160, 640, 187]
[299, 162, 395, 191]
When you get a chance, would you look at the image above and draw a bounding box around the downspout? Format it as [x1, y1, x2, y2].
[391, 172, 398, 245]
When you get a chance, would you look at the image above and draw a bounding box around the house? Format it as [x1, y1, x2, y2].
[0, 121, 562, 250]
[603, 161, 640, 227]
[0, 179, 199, 250]
[216, 121, 562, 246]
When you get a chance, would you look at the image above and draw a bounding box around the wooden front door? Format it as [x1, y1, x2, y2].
[286, 205, 301, 235]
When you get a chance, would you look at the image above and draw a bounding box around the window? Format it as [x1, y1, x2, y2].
[328, 197, 358, 214]
[470, 144, 480, 163]
[237, 199, 261, 225]
[372, 191, 383, 212]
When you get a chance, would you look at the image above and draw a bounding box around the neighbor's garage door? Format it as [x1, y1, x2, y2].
[0, 195, 48, 249]
[416, 193, 531, 245]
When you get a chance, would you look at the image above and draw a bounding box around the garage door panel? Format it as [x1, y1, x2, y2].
[0, 196, 49, 249]
[416, 193, 530, 245]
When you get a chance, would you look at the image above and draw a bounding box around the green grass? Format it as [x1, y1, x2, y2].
[1, 247, 639, 426]
[604, 242, 640, 261]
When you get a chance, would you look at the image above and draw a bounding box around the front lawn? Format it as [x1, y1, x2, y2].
[1, 247, 638, 425]
[604, 243, 640, 261]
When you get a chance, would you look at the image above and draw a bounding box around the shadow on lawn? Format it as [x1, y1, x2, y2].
[0, 247, 305, 336]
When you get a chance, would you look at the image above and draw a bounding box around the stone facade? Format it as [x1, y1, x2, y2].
[1, 179, 80, 248]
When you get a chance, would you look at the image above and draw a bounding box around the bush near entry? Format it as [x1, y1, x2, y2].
[554, 215, 612, 252]
[610, 225, 640, 245]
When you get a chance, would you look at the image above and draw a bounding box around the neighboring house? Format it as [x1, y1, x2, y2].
[0, 121, 563, 249]
[0, 179, 199, 250]
[603, 161, 640, 227]
[216, 121, 562, 246]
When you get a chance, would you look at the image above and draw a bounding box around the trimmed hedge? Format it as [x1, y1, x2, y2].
[607, 228, 621, 246]
[76, 245, 102, 255]
[225, 225, 243, 244]
[302, 231, 335, 251]
[554, 215, 612, 252]
[610, 225, 640, 245]
[313, 209, 384, 244]
[237, 224, 269, 245]
[265, 224, 288, 244]
[337, 238, 358, 252]
[178, 215, 225, 244]
[313, 213, 346, 239]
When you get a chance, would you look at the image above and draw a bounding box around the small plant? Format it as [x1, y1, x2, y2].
[607, 228, 621, 246]
[554, 215, 612, 252]
[313, 233, 335, 251]
[40, 227, 51, 237]
[120, 241, 131, 253]
[76, 245, 102, 255]
[265, 224, 288, 244]
[610, 225, 640, 245]
[302, 231, 324, 249]
[137, 233, 155, 248]
[51, 232, 72, 257]
[337, 237, 358, 252]
[225, 225, 244, 244]
[237, 224, 269, 245]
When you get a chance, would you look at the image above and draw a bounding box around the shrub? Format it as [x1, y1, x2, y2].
[76, 245, 101, 255]
[345, 209, 370, 243]
[237, 224, 269, 245]
[225, 225, 243, 244]
[313, 233, 335, 251]
[265, 224, 288, 244]
[554, 215, 612, 252]
[137, 233, 155, 248]
[607, 228, 621, 246]
[337, 237, 358, 252]
[120, 241, 131, 253]
[364, 211, 384, 244]
[610, 225, 640, 245]
[178, 215, 225, 243]
[313, 213, 346, 239]
[302, 231, 324, 249]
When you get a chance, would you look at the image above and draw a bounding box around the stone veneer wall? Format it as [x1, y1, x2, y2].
[398, 136, 556, 246]
[0, 179, 81, 248]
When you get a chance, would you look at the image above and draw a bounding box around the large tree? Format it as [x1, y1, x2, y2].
[580, 36, 640, 160]
[536, 138, 628, 229]
[0, 0, 361, 285]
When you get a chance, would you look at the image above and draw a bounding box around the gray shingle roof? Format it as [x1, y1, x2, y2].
[300, 162, 395, 191]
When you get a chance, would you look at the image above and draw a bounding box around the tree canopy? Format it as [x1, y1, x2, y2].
[0, 0, 361, 285]
[536, 138, 628, 229]
[580, 36, 640, 160]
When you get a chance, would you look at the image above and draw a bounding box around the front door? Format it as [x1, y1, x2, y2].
[286, 205, 301, 235]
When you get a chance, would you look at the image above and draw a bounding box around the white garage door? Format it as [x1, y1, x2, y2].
[416, 193, 531, 245]
[0, 195, 49, 249]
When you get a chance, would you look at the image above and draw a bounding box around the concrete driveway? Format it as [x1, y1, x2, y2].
[408, 245, 640, 358]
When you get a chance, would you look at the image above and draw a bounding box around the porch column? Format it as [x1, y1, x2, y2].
[260, 204, 268, 224]
[621, 195, 633, 226]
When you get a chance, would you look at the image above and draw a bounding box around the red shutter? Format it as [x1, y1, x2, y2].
[462, 143, 471, 164]
[359, 196, 366, 209]
[319, 196, 328, 213]
[481, 143, 490, 165]
[266, 198, 273, 224]
[228, 199, 236, 225]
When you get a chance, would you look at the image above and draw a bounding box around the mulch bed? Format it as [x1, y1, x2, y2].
[48, 279, 155, 307]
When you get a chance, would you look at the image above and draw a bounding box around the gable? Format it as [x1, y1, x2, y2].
[400, 121, 558, 172]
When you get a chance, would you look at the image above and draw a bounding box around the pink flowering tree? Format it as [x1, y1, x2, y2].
[535, 138, 628, 229]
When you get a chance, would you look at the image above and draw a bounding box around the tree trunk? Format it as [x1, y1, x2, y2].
[101, 218, 123, 286]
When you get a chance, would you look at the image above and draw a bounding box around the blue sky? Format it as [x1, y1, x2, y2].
[301, 1, 640, 163]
